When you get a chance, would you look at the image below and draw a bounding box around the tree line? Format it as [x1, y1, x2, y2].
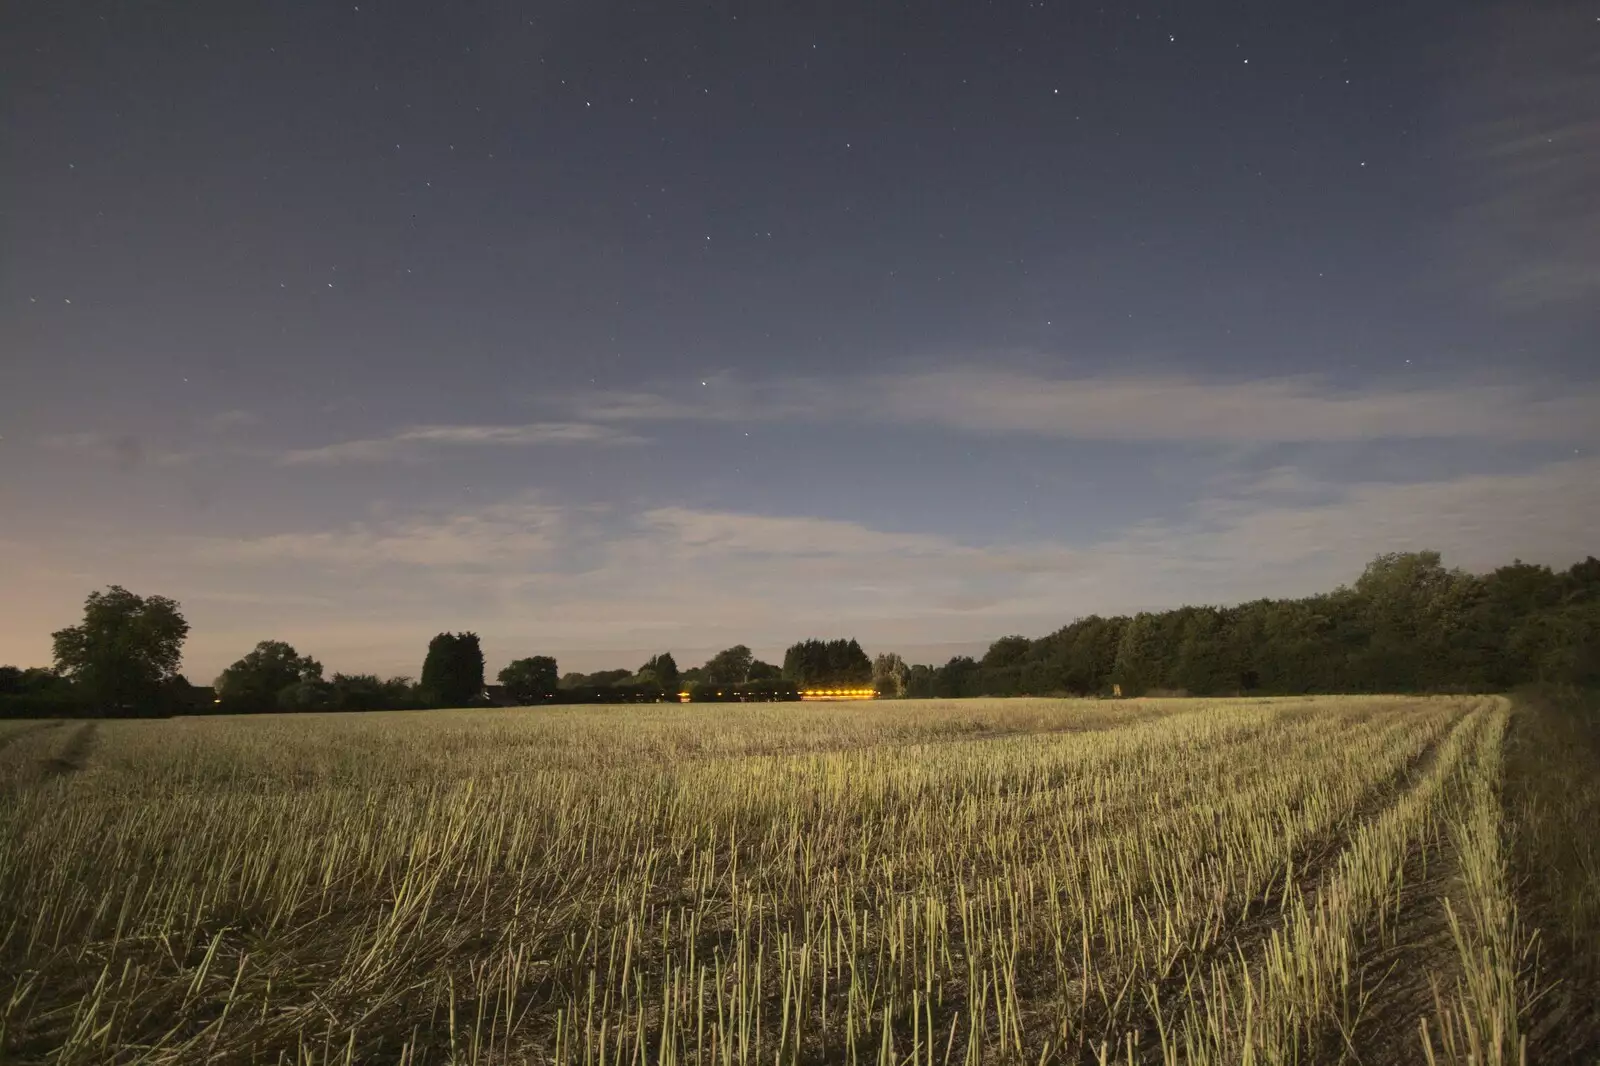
[2, 550, 1596, 717]
[0, 603, 879, 715]
[899, 551, 1600, 699]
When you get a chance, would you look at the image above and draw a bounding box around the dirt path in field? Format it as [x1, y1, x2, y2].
[40, 721, 98, 778]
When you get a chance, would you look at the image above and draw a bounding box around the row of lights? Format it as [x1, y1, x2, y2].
[670, 688, 879, 702]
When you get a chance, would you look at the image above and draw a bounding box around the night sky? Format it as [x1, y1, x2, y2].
[3, 0, 1597, 681]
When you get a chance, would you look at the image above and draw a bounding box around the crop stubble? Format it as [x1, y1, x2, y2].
[0, 696, 1529, 1064]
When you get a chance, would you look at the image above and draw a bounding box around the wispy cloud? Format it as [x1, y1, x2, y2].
[196, 499, 568, 568]
[573, 370, 1599, 443]
[179, 452, 1600, 672]
[38, 432, 193, 469]
[202, 410, 262, 432]
[640, 507, 961, 559]
[1176, 455, 1597, 571]
[278, 421, 648, 465]
[878, 371, 1595, 442]
[1454, 4, 1600, 308]
[574, 381, 829, 423]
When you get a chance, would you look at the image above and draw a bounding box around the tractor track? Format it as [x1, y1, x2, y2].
[40, 721, 99, 779]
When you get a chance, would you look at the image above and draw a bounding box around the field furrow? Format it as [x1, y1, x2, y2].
[1154, 699, 1516, 1066]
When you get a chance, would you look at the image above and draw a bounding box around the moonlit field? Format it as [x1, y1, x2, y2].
[0, 696, 1536, 1065]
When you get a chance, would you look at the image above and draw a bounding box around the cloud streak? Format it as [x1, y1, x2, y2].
[196, 500, 568, 568]
[572, 370, 1599, 443]
[38, 432, 193, 470]
[278, 421, 648, 465]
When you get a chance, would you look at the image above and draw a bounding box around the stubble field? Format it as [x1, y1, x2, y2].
[0, 696, 1551, 1064]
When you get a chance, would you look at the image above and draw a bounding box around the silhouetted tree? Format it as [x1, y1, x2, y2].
[215, 640, 325, 713]
[636, 652, 680, 693]
[934, 656, 981, 698]
[0, 666, 85, 718]
[51, 586, 189, 715]
[873, 652, 909, 697]
[747, 659, 782, 682]
[420, 632, 485, 707]
[499, 656, 560, 704]
[1347, 551, 1476, 691]
[328, 673, 417, 711]
[1112, 613, 1165, 696]
[277, 678, 337, 711]
[782, 638, 872, 686]
[703, 645, 755, 686]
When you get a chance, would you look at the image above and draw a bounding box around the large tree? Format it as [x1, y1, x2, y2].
[420, 632, 485, 707]
[51, 586, 189, 713]
[872, 652, 909, 697]
[933, 656, 980, 698]
[276, 678, 337, 711]
[1111, 612, 1164, 696]
[636, 652, 680, 693]
[980, 636, 1031, 671]
[1349, 550, 1477, 691]
[499, 656, 559, 704]
[702, 645, 755, 686]
[328, 673, 417, 711]
[215, 640, 325, 713]
[977, 636, 1031, 696]
[782, 638, 872, 686]
[746, 659, 782, 682]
